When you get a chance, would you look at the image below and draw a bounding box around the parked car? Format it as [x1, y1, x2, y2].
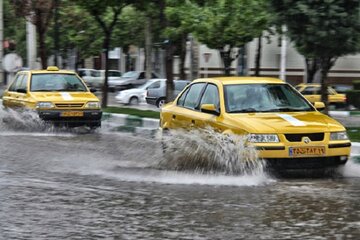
[295, 83, 346, 108]
[108, 71, 160, 91]
[146, 79, 190, 108]
[77, 68, 99, 87]
[330, 84, 353, 94]
[160, 77, 351, 172]
[115, 79, 162, 105]
[2, 66, 102, 128]
[78, 69, 122, 89]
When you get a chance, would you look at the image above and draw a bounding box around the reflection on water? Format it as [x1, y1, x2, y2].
[0, 108, 359, 239]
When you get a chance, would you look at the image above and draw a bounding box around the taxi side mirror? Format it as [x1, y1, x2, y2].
[90, 88, 97, 93]
[314, 102, 325, 111]
[201, 104, 220, 116]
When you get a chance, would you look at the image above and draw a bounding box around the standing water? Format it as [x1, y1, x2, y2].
[0, 108, 359, 239]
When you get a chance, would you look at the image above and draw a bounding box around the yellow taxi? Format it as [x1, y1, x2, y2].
[160, 77, 351, 170]
[2, 66, 102, 128]
[295, 83, 346, 107]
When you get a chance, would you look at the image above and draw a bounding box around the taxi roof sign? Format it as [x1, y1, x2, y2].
[46, 66, 59, 71]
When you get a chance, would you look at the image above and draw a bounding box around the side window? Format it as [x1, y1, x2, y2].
[302, 87, 315, 95]
[200, 84, 220, 109]
[18, 74, 28, 91]
[148, 81, 161, 89]
[8, 74, 24, 92]
[183, 83, 206, 109]
[139, 72, 145, 79]
[177, 87, 190, 106]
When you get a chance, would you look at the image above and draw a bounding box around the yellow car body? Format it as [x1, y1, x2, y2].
[295, 83, 346, 106]
[161, 77, 351, 170]
[2, 66, 102, 128]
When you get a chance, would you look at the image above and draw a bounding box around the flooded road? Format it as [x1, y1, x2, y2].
[0, 111, 359, 239]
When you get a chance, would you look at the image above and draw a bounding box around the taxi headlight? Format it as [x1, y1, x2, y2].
[330, 131, 348, 140]
[36, 102, 54, 109]
[248, 134, 279, 143]
[85, 101, 100, 109]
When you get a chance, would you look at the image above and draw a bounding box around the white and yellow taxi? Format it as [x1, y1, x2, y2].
[2, 66, 102, 128]
[160, 77, 351, 170]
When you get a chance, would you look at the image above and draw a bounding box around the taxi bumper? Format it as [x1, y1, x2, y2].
[38, 110, 102, 127]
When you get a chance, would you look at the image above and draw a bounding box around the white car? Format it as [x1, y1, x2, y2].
[78, 69, 122, 89]
[115, 79, 161, 105]
[109, 71, 160, 91]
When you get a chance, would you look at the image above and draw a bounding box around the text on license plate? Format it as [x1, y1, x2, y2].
[61, 111, 84, 117]
[289, 146, 325, 157]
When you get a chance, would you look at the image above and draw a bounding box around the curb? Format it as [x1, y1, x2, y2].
[329, 111, 360, 117]
[102, 112, 159, 134]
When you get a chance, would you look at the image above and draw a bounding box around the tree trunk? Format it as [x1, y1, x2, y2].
[165, 43, 174, 103]
[254, 35, 262, 76]
[319, 57, 336, 114]
[38, 30, 48, 69]
[144, 16, 152, 79]
[220, 49, 233, 76]
[179, 33, 187, 80]
[101, 36, 110, 109]
[305, 58, 320, 83]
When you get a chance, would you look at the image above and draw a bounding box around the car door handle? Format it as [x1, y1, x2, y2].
[172, 115, 176, 119]
[191, 120, 195, 124]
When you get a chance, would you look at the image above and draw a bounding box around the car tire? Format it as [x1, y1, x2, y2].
[129, 96, 139, 105]
[156, 98, 166, 108]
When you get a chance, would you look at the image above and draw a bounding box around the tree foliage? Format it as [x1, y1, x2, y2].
[12, 0, 56, 68]
[191, 0, 271, 75]
[74, 0, 131, 108]
[270, 0, 360, 111]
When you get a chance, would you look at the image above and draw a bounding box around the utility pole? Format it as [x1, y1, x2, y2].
[0, 0, 4, 85]
[27, 20, 37, 69]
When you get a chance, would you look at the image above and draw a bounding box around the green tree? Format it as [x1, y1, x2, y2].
[270, 0, 360, 112]
[113, 6, 145, 72]
[46, 0, 103, 69]
[3, 0, 26, 60]
[75, 0, 131, 108]
[192, 0, 270, 76]
[12, 0, 56, 68]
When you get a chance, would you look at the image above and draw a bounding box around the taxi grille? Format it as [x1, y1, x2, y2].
[55, 103, 84, 108]
[284, 133, 324, 142]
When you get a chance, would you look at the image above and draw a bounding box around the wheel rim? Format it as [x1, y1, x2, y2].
[130, 97, 139, 105]
[158, 99, 165, 108]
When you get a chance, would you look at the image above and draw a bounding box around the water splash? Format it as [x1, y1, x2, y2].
[158, 128, 266, 176]
[0, 107, 51, 131]
[0, 107, 97, 134]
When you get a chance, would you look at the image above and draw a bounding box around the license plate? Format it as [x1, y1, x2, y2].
[61, 111, 84, 117]
[289, 146, 325, 157]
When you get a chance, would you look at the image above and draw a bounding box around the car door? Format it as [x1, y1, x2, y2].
[169, 83, 206, 129]
[2, 73, 25, 108]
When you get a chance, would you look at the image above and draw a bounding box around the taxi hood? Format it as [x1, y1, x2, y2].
[227, 111, 345, 133]
[30, 91, 99, 102]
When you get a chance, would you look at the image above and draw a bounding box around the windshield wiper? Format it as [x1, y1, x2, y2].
[262, 107, 311, 112]
[228, 108, 257, 113]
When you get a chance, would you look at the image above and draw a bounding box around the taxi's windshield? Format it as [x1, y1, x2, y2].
[224, 84, 314, 113]
[31, 73, 87, 92]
